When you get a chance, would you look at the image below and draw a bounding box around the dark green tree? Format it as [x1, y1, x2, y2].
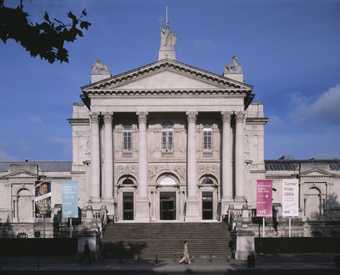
[0, 0, 91, 63]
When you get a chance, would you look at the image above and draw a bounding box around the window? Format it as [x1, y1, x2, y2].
[203, 128, 212, 150]
[123, 127, 132, 151]
[162, 126, 173, 152]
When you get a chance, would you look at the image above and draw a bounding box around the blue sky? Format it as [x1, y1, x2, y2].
[0, 0, 340, 161]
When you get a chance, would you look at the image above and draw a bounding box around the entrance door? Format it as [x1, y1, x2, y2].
[160, 192, 176, 220]
[202, 192, 213, 220]
[123, 192, 134, 220]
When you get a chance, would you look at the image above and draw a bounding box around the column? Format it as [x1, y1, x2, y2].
[90, 112, 100, 202]
[235, 111, 246, 202]
[221, 111, 233, 209]
[136, 111, 149, 221]
[103, 112, 113, 203]
[186, 111, 200, 221]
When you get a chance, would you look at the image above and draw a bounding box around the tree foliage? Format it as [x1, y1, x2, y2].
[0, 0, 91, 63]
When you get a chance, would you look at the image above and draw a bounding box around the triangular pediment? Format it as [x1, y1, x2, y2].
[301, 168, 333, 177]
[82, 59, 252, 92]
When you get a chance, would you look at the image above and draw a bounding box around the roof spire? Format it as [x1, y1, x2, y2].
[165, 6, 168, 25]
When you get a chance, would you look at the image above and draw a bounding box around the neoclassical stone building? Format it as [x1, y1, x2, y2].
[70, 24, 266, 223]
[1, 24, 340, 237]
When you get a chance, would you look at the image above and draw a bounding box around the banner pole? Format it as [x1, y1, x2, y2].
[262, 217, 265, 237]
[289, 217, 291, 237]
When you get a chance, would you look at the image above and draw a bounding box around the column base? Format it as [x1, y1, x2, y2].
[135, 198, 150, 222]
[185, 198, 200, 222]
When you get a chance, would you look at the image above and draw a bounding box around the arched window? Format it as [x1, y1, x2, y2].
[157, 173, 179, 186]
[202, 177, 214, 185]
[118, 175, 136, 186]
[122, 178, 134, 185]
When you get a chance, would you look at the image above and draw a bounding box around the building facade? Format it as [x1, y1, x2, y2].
[1, 24, 340, 237]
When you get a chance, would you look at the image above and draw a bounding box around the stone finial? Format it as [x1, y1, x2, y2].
[158, 24, 176, 60]
[224, 56, 244, 82]
[90, 59, 111, 83]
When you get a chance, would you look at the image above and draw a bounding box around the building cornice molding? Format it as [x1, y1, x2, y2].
[85, 89, 249, 97]
[68, 118, 90, 125]
[82, 59, 252, 92]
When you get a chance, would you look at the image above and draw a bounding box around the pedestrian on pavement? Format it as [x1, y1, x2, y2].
[178, 240, 191, 264]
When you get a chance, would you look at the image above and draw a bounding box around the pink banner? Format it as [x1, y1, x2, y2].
[256, 179, 272, 217]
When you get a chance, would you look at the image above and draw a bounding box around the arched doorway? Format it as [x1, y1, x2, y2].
[156, 173, 180, 221]
[17, 188, 33, 223]
[117, 175, 137, 221]
[199, 175, 218, 221]
[305, 187, 322, 220]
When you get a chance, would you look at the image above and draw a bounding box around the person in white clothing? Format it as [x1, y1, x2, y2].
[178, 240, 191, 264]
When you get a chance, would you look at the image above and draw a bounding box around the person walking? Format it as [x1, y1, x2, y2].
[178, 240, 191, 264]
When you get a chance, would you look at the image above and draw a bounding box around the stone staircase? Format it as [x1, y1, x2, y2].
[102, 222, 231, 261]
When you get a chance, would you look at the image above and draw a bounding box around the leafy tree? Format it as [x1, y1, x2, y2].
[0, 0, 91, 63]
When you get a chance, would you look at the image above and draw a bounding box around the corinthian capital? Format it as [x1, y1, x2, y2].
[235, 111, 246, 123]
[89, 112, 99, 124]
[137, 111, 148, 124]
[186, 111, 198, 123]
[103, 112, 113, 123]
[221, 111, 232, 123]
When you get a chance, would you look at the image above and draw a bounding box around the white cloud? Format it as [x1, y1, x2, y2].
[295, 84, 340, 123]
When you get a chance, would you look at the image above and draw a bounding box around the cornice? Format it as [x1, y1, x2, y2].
[246, 117, 269, 125]
[84, 89, 250, 97]
[82, 59, 252, 92]
[68, 118, 90, 125]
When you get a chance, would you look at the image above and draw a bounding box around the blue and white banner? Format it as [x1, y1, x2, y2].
[62, 181, 79, 219]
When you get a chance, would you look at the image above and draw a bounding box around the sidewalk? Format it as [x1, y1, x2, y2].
[0, 255, 337, 272]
